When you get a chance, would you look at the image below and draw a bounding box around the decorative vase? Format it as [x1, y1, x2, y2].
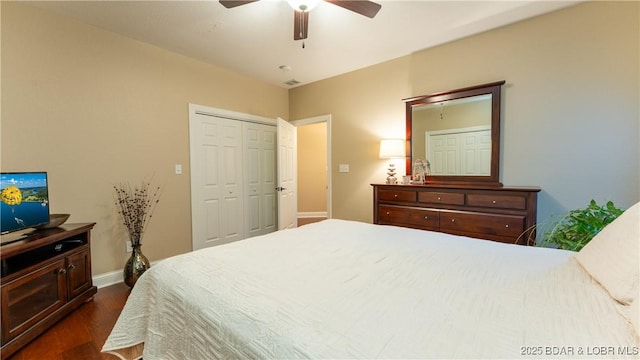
[124, 244, 150, 287]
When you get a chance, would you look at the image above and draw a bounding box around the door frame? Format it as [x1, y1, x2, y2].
[189, 103, 276, 126]
[290, 114, 332, 219]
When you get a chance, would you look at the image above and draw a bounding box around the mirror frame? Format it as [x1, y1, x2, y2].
[404, 80, 505, 187]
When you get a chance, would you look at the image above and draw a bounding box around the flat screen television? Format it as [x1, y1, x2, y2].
[0, 172, 50, 235]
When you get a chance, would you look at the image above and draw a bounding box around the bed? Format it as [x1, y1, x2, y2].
[102, 203, 640, 359]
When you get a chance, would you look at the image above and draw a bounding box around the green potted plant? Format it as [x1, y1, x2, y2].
[533, 200, 624, 251]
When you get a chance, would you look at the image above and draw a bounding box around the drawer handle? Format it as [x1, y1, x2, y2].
[394, 194, 398, 198]
[505, 224, 509, 228]
[424, 216, 428, 220]
[386, 211, 390, 215]
[492, 200, 497, 204]
[68, 264, 76, 270]
[437, 197, 441, 201]
[451, 219, 455, 223]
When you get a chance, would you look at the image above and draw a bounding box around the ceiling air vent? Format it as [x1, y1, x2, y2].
[284, 79, 301, 86]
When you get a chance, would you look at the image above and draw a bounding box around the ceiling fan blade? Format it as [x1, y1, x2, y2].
[324, 0, 381, 18]
[293, 10, 309, 40]
[219, 0, 259, 9]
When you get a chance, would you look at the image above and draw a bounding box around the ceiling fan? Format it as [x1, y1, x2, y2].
[219, 0, 381, 43]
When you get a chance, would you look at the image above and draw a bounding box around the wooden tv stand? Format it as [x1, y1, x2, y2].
[0, 223, 97, 358]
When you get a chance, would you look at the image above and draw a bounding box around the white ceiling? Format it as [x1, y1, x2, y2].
[28, 0, 579, 88]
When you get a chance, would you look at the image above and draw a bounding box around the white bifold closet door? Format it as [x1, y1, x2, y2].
[190, 113, 277, 250]
[243, 122, 277, 238]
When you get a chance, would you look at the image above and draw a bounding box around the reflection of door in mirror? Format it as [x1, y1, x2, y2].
[412, 95, 491, 176]
[426, 125, 491, 175]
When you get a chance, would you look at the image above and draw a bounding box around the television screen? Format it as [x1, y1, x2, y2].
[1, 172, 50, 234]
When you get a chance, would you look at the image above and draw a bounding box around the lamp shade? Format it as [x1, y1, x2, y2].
[379, 139, 405, 159]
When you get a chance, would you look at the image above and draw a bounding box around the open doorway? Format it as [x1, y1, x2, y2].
[291, 115, 331, 226]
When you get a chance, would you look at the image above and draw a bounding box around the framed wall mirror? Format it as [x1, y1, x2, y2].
[404, 81, 505, 187]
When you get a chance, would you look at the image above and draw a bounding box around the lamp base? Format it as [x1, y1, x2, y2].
[385, 163, 397, 184]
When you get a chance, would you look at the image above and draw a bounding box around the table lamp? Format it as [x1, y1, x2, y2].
[379, 139, 405, 184]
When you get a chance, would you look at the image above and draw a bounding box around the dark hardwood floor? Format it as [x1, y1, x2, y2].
[7, 283, 131, 360]
[297, 217, 326, 226]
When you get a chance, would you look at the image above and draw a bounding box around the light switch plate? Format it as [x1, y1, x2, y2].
[339, 164, 349, 173]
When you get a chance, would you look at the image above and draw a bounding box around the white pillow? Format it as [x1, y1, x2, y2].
[574, 201, 640, 305]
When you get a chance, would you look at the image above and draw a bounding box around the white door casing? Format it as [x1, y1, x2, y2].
[277, 117, 297, 230]
[290, 114, 332, 220]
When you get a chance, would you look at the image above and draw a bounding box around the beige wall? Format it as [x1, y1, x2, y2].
[1, 3, 288, 275]
[291, 1, 639, 223]
[297, 122, 327, 213]
[2, 2, 639, 277]
[289, 56, 413, 221]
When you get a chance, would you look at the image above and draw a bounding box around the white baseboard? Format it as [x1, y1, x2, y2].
[298, 211, 328, 219]
[93, 269, 124, 289]
[93, 260, 161, 289]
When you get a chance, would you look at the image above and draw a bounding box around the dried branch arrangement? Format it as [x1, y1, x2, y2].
[113, 180, 162, 246]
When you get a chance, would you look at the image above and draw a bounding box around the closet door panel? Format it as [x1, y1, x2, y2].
[191, 111, 277, 250]
[244, 123, 277, 237]
[221, 121, 244, 243]
[245, 125, 262, 235]
[200, 121, 224, 246]
[260, 128, 277, 234]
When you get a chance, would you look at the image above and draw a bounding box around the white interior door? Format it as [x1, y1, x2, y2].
[190, 114, 244, 250]
[277, 117, 297, 229]
[460, 130, 491, 175]
[244, 122, 277, 237]
[426, 125, 490, 176]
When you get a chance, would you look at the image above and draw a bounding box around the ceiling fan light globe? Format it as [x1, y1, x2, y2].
[287, 0, 319, 12]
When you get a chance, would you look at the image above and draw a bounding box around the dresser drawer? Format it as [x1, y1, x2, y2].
[378, 205, 439, 230]
[467, 194, 526, 210]
[372, 184, 540, 246]
[417, 191, 465, 205]
[439, 211, 525, 238]
[378, 189, 417, 202]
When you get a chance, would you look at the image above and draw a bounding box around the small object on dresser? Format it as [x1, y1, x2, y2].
[36, 213, 70, 229]
[413, 159, 427, 185]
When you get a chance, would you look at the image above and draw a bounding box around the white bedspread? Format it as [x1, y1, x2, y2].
[102, 219, 639, 359]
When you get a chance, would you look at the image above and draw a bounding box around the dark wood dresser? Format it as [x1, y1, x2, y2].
[372, 184, 541, 245]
